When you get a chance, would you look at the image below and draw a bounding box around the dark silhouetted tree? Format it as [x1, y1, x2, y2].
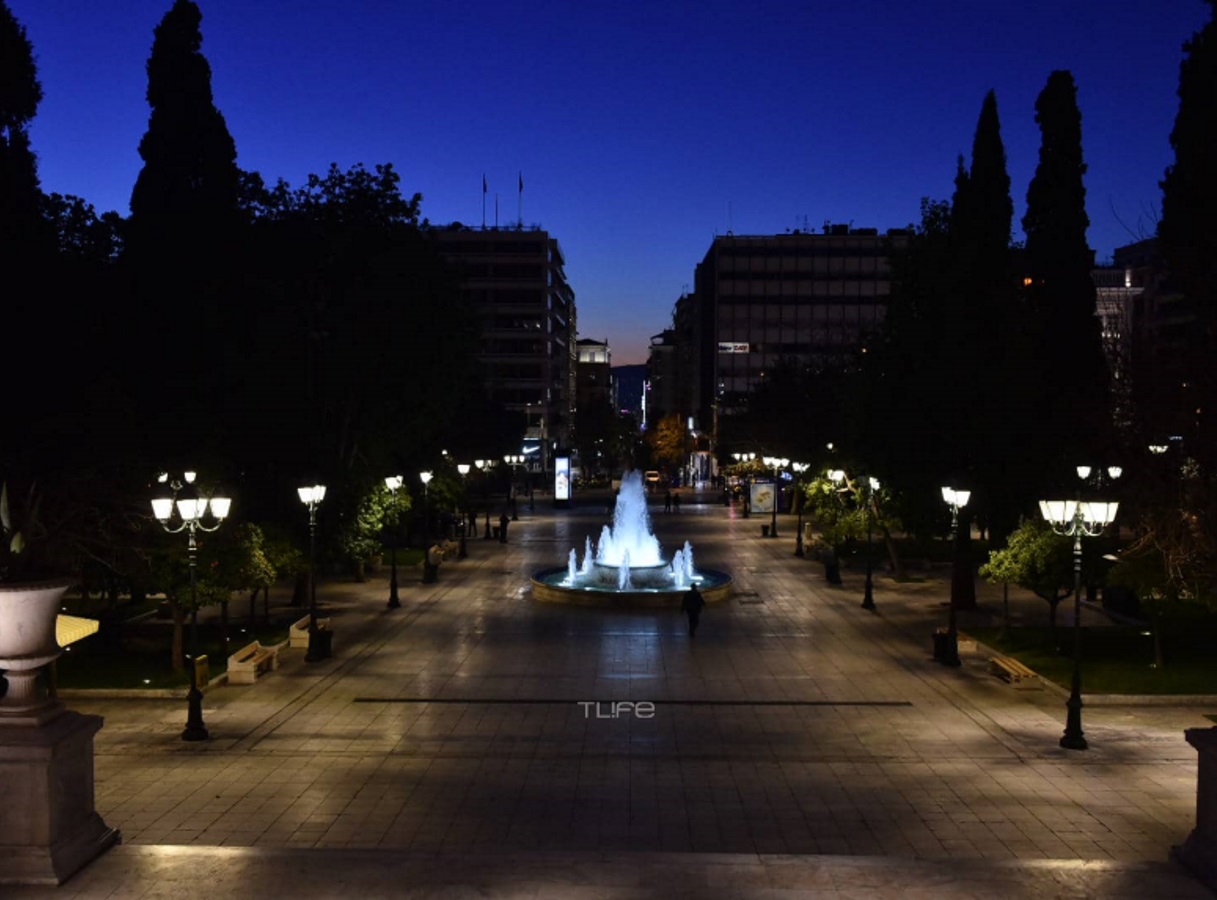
[128, 0, 239, 255]
[232, 163, 479, 527]
[119, 0, 243, 465]
[0, 1, 49, 264]
[1158, 1, 1217, 467]
[1022, 70, 1111, 476]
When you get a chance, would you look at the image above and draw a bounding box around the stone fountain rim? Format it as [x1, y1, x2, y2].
[530, 566, 733, 607]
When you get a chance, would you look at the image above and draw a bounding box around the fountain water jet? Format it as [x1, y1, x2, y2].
[535, 470, 732, 606]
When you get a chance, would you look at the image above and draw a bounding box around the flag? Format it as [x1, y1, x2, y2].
[483, 174, 487, 194]
[518, 172, 523, 193]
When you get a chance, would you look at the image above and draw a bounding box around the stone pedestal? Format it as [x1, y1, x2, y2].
[0, 710, 120, 885]
[1173, 726, 1217, 891]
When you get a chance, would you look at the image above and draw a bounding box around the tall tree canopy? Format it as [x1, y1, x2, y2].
[230, 163, 481, 523]
[1159, 0, 1217, 466]
[0, 0, 49, 262]
[128, 0, 239, 254]
[1021, 70, 1111, 472]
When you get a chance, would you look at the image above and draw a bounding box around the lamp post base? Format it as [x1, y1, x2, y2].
[387, 569, 400, 609]
[1060, 671, 1087, 750]
[861, 584, 875, 612]
[182, 685, 209, 742]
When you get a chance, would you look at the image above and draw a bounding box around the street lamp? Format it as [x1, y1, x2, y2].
[791, 462, 810, 557]
[297, 483, 329, 662]
[935, 486, 971, 667]
[862, 476, 880, 612]
[457, 463, 470, 559]
[475, 460, 492, 538]
[733, 452, 755, 517]
[419, 471, 433, 543]
[384, 475, 403, 610]
[151, 471, 231, 741]
[1040, 467, 1120, 750]
[762, 456, 788, 536]
[504, 455, 523, 520]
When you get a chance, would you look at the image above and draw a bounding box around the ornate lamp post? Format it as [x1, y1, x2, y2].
[475, 460, 492, 538]
[419, 471, 433, 543]
[384, 475, 403, 610]
[762, 456, 788, 537]
[862, 476, 880, 612]
[936, 486, 971, 667]
[297, 483, 329, 662]
[457, 463, 470, 559]
[791, 462, 810, 557]
[504, 455, 523, 520]
[1040, 466, 1120, 750]
[151, 471, 231, 742]
[733, 452, 755, 517]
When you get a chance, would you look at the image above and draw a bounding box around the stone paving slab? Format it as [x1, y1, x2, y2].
[18, 497, 1216, 897]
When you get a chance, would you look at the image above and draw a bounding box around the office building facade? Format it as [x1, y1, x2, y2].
[433, 226, 576, 474]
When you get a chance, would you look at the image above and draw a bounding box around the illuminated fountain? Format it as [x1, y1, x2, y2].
[532, 469, 732, 606]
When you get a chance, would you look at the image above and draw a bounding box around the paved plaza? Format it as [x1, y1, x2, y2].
[10, 491, 1215, 897]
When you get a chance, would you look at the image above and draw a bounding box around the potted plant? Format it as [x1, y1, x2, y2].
[0, 480, 77, 717]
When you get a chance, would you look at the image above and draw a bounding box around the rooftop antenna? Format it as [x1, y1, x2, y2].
[727, 200, 733, 236]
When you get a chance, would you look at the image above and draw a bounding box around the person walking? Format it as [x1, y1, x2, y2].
[499, 510, 509, 544]
[681, 584, 705, 637]
[663, 490, 672, 513]
[672, 491, 681, 513]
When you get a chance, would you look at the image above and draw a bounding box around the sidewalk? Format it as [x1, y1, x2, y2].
[10, 501, 1214, 898]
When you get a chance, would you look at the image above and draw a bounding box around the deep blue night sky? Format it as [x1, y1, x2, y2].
[10, 1, 1210, 363]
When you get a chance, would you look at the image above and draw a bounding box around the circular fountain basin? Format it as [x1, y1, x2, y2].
[531, 567, 733, 607]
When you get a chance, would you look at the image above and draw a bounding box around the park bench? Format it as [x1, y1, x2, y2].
[989, 655, 1037, 684]
[227, 640, 279, 684]
[289, 615, 331, 649]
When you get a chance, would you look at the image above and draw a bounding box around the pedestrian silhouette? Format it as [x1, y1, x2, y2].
[499, 511, 509, 544]
[664, 490, 672, 513]
[673, 491, 681, 513]
[681, 585, 705, 637]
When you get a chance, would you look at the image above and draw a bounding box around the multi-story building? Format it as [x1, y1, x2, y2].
[575, 338, 615, 413]
[1092, 255, 1145, 430]
[644, 328, 679, 430]
[673, 225, 908, 442]
[433, 225, 576, 475]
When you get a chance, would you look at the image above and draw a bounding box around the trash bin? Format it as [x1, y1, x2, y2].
[308, 627, 333, 660]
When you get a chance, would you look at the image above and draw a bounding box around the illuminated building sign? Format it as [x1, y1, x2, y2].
[718, 342, 750, 354]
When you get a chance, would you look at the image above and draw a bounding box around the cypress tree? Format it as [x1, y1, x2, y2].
[125, 0, 241, 460]
[1159, 1, 1217, 464]
[128, 0, 239, 256]
[948, 91, 1016, 607]
[1022, 70, 1111, 467]
[953, 91, 1013, 290]
[0, 1, 50, 263]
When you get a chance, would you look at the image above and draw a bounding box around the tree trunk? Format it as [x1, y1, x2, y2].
[291, 571, 308, 607]
[999, 582, 1010, 641]
[881, 527, 906, 580]
[220, 599, 230, 661]
[1153, 603, 1164, 669]
[262, 585, 270, 624]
